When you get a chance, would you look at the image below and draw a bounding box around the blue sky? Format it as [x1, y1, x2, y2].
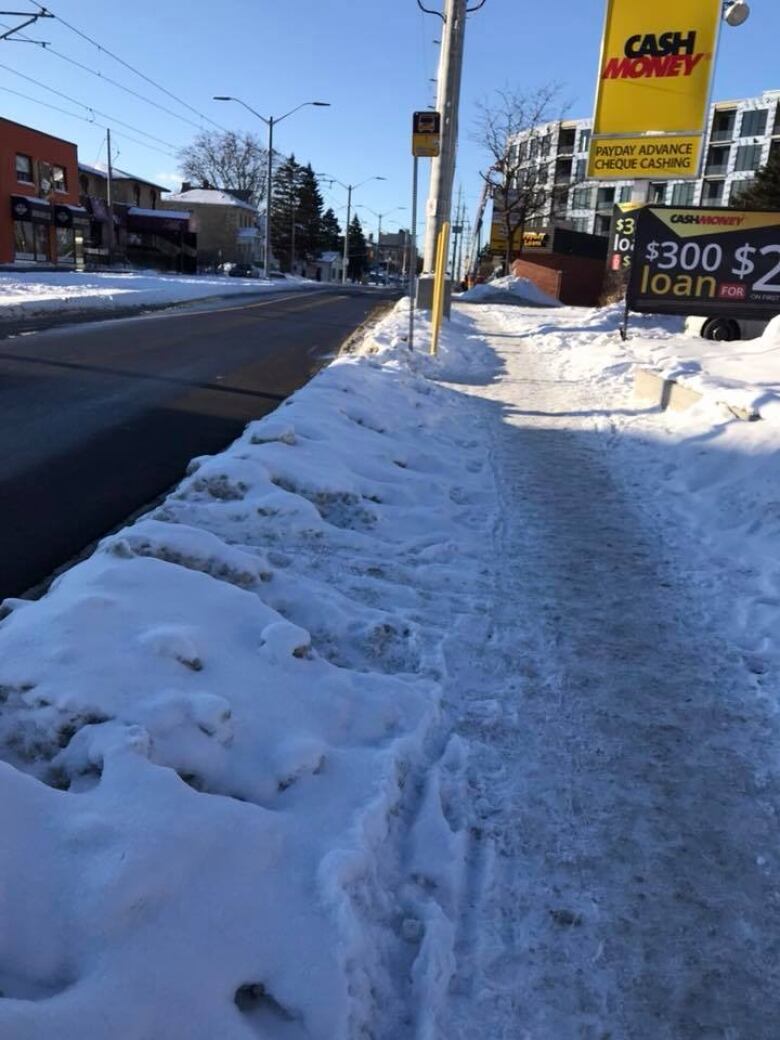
[1, 1, 777, 241]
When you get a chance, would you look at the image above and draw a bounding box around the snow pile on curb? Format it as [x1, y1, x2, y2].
[0, 302, 498, 1038]
[0, 270, 310, 321]
[458, 274, 560, 307]
[645, 313, 780, 423]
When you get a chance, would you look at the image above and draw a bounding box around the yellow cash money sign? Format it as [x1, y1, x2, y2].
[588, 0, 722, 180]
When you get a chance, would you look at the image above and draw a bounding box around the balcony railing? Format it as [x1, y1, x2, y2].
[711, 127, 735, 142]
[704, 163, 729, 176]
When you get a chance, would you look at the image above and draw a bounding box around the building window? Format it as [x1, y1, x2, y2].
[596, 186, 615, 209]
[740, 109, 768, 137]
[671, 182, 695, 206]
[594, 213, 611, 236]
[730, 178, 755, 205]
[578, 129, 592, 153]
[650, 183, 667, 204]
[15, 153, 33, 183]
[150, 189, 157, 209]
[51, 165, 67, 192]
[133, 185, 141, 206]
[14, 220, 50, 261]
[14, 220, 35, 259]
[572, 186, 594, 210]
[79, 173, 89, 194]
[574, 158, 586, 182]
[701, 180, 725, 205]
[618, 186, 633, 202]
[571, 216, 590, 233]
[735, 143, 763, 171]
[705, 145, 730, 176]
[56, 227, 76, 264]
[540, 135, 551, 158]
[710, 109, 736, 143]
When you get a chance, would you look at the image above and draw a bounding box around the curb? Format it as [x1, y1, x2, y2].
[634, 367, 759, 422]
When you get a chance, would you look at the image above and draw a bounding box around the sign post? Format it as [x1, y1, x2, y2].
[588, 0, 722, 182]
[628, 206, 780, 321]
[410, 111, 441, 344]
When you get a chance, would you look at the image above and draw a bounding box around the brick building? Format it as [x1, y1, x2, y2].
[1, 117, 89, 266]
[79, 163, 195, 271]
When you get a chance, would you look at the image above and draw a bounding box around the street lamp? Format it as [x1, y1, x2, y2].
[723, 0, 750, 26]
[318, 174, 386, 284]
[213, 96, 330, 278]
[359, 205, 406, 283]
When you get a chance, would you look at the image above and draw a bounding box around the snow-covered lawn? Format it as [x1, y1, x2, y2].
[0, 270, 312, 321]
[2, 295, 780, 1037]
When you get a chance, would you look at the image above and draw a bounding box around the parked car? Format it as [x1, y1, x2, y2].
[685, 314, 771, 341]
[228, 263, 260, 279]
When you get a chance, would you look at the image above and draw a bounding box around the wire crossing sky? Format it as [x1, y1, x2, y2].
[0, 0, 776, 229]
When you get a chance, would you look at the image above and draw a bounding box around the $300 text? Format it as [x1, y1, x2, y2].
[644, 239, 780, 291]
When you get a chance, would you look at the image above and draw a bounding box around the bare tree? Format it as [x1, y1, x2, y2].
[473, 84, 569, 270]
[177, 130, 269, 204]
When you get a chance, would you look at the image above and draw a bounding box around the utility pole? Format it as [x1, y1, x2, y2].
[290, 203, 296, 273]
[342, 184, 353, 285]
[450, 185, 463, 277]
[265, 116, 274, 277]
[421, 0, 467, 273]
[106, 127, 115, 269]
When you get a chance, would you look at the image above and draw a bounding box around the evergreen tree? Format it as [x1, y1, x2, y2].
[270, 154, 304, 272]
[347, 215, 368, 282]
[732, 148, 780, 210]
[296, 164, 324, 261]
[320, 208, 342, 252]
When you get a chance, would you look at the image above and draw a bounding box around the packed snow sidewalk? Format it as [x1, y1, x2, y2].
[2, 295, 780, 1038]
[0, 269, 311, 322]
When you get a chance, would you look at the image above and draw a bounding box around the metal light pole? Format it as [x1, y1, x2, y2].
[213, 97, 330, 278]
[319, 175, 386, 284]
[359, 206, 406, 282]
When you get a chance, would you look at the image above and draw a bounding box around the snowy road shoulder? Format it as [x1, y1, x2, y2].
[0, 301, 501, 1039]
[0, 270, 314, 323]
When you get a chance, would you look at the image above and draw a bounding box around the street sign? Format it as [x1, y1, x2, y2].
[628, 206, 780, 320]
[412, 111, 441, 158]
[588, 0, 722, 180]
[608, 201, 644, 274]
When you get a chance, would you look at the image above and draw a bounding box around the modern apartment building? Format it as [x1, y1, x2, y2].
[503, 90, 780, 240]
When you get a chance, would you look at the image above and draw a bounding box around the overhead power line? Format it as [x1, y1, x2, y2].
[0, 83, 179, 160]
[35, 46, 208, 131]
[29, 0, 228, 132]
[0, 60, 183, 151]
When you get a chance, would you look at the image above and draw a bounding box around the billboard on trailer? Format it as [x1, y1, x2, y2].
[587, 0, 722, 180]
[628, 206, 780, 320]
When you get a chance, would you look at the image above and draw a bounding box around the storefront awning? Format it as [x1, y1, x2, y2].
[10, 195, 52, 224]
[127, 207, 191, 234]
[54, 204, 91, 229]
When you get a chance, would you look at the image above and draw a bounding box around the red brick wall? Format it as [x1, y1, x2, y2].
[511, 259, 562, 301]
[512, 253, 607, 307]
[0, 118, 79, 264]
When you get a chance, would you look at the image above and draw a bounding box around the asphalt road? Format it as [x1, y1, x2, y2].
[0, 287, 397, 601]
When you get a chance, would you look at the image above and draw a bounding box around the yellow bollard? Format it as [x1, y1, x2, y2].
[430, 221, 450, 357]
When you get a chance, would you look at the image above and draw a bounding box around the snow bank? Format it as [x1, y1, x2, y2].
[0, 270, 310, 321]
[0, 301, 497, 1038]
[458, 274, 560, 307]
